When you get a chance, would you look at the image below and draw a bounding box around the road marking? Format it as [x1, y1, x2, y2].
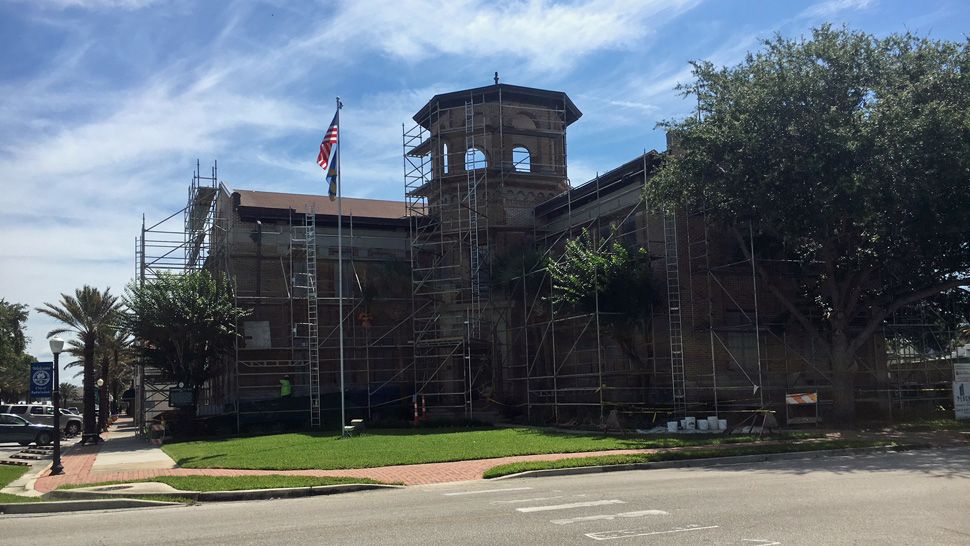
[743, 540, 781, 545]
[586, 524, 719, 541]
[443, 487, 533, 496]
[517, 499, 625, 513]
[551, 510, 669, 525]
[491, 495, 585, 505]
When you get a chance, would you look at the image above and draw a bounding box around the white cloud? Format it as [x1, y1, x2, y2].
[293, 0, 701, 73]
[800, 0, 875, 19]
[25, 0, 163, 9]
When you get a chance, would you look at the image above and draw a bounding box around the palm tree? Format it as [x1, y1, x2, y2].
[36, 286, 121, 444]
[59, 382, 80, 403]
[98, 327, 132, 431]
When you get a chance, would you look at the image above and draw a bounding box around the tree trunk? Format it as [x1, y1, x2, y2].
[829, 334, 857, 423]
[82, 332, 98, 439]
[99, 353, 110, 432]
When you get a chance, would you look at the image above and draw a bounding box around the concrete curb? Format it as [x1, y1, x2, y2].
[490, 443, 933, 480]
[197, 483, 402, 502]
[0, 498, 180, 515]
[46, 483, 402, 504]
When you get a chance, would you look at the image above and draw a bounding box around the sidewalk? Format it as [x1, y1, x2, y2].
[31, 419, 970, 494]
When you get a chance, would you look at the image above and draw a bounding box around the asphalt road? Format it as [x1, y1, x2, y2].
[4, 447, 970, 545]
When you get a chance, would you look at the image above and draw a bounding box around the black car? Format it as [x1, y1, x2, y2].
[0, 413, 55, 446]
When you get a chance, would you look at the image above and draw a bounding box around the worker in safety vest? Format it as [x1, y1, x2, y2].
[280, 374, 293, 398]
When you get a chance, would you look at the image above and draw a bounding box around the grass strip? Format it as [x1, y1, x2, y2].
[60, 474, 384, 492]
[0, 465, 42, 504]
[161, 427, 814, 471]
[482, 439, 896, 478]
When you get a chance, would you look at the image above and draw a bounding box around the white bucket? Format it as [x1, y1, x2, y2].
[707, 416, 719, 430]
[698, 419, 710, 431]
[718, 419, 728, 431]
[667, 421, 679, 433]
[684, 417, 696, 430]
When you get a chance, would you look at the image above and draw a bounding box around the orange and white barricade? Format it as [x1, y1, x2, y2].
[785, 392, 819, 425]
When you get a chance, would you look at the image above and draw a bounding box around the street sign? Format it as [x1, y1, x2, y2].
[30, 361, 54, 398]
[169, 387, 195, 408]
[955, 363, 970, 421]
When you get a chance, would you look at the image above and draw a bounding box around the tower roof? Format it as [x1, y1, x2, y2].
[412, 83, 582, 128]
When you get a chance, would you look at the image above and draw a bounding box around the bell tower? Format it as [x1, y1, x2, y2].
[404, 82, 582, 415]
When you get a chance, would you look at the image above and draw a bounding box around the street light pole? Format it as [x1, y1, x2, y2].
[49, 336, 64, 476]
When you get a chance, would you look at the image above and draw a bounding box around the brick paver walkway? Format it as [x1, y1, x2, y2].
[34, 443, 670, 493]
[32, 420, 969, 494]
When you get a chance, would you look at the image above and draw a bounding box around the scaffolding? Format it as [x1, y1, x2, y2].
[225, 202, 414, 430]
[135, 161, 230, 428]
[404, 92, 491, 416]
[404, 84, 573, 419]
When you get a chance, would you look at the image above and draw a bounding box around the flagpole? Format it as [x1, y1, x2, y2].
[336, 96, 346, 436]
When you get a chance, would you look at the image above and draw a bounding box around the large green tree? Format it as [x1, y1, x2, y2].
[123, 271, 248, 412]
[0, 299, 30, 402]
[36, 286, 122, 442]
[649, 26, 970, 420]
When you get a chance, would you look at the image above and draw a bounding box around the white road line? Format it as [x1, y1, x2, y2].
[743, 540, 781, 545]
[490, 495, 582, 505]
[550, 510, 669, 525]
[442, 487, 533, 496]
[516, 499, 625, 513]
[586, 525, 719, 541]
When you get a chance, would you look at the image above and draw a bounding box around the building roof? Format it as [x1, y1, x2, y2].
[534, 151, 663, 219]
[234, 189, 408, 222]
[413, 83, 582, 127]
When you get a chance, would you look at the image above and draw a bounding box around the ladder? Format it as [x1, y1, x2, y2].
[664, 211, 687, 416]
[293, 210, 321, 427]
[464, 100, 483, 337]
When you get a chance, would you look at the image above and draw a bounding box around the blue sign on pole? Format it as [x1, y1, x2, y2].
[30, 361, 54, 399]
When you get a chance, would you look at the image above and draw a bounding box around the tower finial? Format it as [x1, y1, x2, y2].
[494, 71, 499, 85]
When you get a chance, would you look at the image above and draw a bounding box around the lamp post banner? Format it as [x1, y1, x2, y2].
[30, 361, 54, 398]
[955, 363, 970, 421]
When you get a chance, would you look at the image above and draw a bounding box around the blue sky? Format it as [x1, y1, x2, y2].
[1, 0, 968, 370]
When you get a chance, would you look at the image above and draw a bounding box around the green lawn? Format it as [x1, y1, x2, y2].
[161, 427, 802, 471]
[0, 465, 41, 504]
[482, 439, 896, 478]
[61, 475, 384, 492]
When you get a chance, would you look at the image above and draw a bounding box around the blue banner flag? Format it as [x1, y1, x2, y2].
[30, 361, 54, 398]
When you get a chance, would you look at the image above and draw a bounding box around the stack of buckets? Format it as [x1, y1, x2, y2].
[667, 416, 728, 432]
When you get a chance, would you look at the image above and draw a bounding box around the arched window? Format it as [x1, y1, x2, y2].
[512, 146, 531, 173]
[442, 142, 449, 174]
[465, 147, 486, 170]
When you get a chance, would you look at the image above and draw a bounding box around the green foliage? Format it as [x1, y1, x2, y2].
[648, 25, 970, 419]
[36, 286, 121, 434]
[123, 270, 249, 390]
[0, 300, 31, 402]
[59, 382, 80, 402]
[547, 228, 657, 360]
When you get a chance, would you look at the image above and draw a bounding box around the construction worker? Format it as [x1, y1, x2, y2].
[280, 374, 293, 398]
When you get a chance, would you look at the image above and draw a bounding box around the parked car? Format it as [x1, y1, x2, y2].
[0, 413, 54, 446]
[0, 403, 82, 436]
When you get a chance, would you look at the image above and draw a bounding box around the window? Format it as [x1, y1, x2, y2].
[443, 142, 449, 174]
[30, 406, 44, 415]
[9, 405, 26, 414]
[465, 147, 486, 170]
[512, 146, 531, 173]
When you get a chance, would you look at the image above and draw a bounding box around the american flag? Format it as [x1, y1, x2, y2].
[316, 112, 339, 171]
